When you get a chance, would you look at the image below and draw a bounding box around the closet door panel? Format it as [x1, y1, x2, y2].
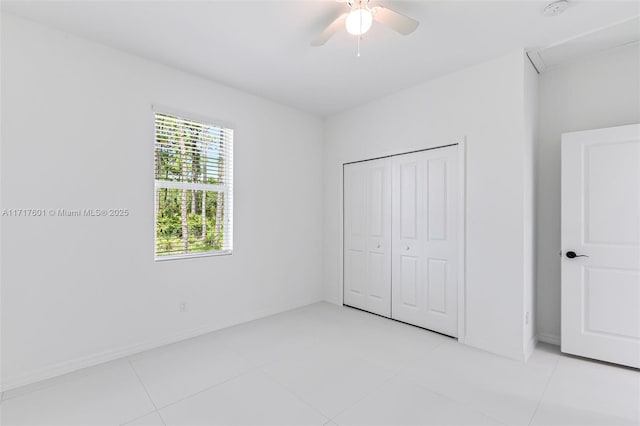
[426, 258, 447, 314]
[427, 157, 447, 241]
[365, 159, 392, 316]
[392, 146, 458, 336]
[368, 252, 385, 299]
[400, 255, 419, 308]
[392, 155, 425, 325]
[400, 162, 418, 240]
[423, 150, 458, 336]
[344, 166, 367, 308]
[369, 167, 384, 236]
[344, 158, 392, 317]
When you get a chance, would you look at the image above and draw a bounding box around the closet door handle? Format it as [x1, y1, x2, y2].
[566, 251, 589, 259]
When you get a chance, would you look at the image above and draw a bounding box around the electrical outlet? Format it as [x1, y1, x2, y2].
[179, 302, 187, 313]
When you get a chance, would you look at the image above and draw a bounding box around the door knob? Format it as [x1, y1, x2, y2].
[566, 251, 589, 259]
[406, 246, 410, 251]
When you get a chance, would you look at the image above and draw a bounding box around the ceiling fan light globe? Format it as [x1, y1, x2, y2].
[345, 8, 373, 35]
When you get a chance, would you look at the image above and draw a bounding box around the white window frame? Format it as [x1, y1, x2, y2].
[152, 105, 234, 261]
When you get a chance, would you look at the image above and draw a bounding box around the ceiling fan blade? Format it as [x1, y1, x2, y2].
[372, 6, 419, 35]
[311, 13, 348, 46]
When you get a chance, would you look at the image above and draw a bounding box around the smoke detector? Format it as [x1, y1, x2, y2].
[543, 0, 569, 17]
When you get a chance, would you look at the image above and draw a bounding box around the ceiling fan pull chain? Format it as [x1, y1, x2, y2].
[357, 34, 361, 57]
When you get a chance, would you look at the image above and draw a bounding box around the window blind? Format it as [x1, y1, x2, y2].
[154, 112, 233, 259]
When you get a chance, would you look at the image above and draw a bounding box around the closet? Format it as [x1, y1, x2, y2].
[343, 145, 459, 337]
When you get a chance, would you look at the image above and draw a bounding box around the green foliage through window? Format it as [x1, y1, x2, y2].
[154, 112, 233, 258]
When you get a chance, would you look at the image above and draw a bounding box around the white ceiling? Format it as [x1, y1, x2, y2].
[528, 15, 640, 72]
[2, 1, 639, 116]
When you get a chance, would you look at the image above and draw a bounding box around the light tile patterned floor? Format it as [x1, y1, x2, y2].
[1, 302, 638, 425]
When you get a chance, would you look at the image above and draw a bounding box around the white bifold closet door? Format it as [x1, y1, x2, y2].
[391, 146, 458, 337]
[343, 157, 392, 317]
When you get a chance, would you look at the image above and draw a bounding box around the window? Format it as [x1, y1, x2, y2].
[154, 111, 233, 259]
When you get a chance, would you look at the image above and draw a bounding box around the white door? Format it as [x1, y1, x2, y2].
[391, 146, 458, 336]
[343, 158, 392, 317]
[561, 124, 640, 368]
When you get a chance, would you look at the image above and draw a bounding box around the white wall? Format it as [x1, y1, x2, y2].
[523, 58, 539, 356]
[0, 15, 324, 390]
[323, 50, 537, 361]
[536, 43, 640, 344]
[7, 6, 614, 389]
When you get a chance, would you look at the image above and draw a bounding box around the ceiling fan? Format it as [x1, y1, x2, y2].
[311, 0, 419, 47]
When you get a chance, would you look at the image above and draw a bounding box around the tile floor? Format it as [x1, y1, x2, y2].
[1, 302, 638, 425]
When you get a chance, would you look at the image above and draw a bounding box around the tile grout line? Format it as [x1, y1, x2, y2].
[259, 365, 335, 422]
[327, 365, 403, 422]
[395, 342, 566, 426]
[1, 360, 126, 403]
[119, 409, 162, 426]
[390, 338, 448, 380]
[393, 342, 510, 425]
[403, 375, 508, 426]
[527, 356, 561, 426]
[280, 335, 451, 423]
[151, 368, 257, 412]
[126, 358, 167, 426]
[5, 305, 580, 426]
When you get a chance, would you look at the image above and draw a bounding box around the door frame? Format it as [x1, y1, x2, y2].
[340, 139, 467, 342]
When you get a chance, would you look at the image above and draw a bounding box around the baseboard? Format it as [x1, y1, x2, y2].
[463, 335, 528, 362]
[0, 299, 323, 392]
[0, 322, 218, 392]
[524, 335, 538, 361]
[324, 297, 341, 306]
[538, 332, 561, 346]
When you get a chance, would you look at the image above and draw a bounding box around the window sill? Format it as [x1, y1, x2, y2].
[155, 250, 232, 262]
